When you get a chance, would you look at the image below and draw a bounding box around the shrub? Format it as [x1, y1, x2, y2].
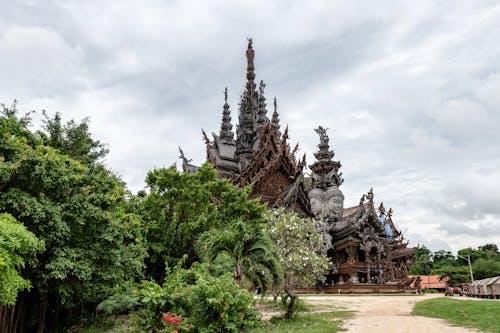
[137, 262, 262, 332]
[96, 282, 139, 315]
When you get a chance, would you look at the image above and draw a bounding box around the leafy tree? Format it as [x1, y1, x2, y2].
[458, 247, 489, 263]
[472, 257, 500, 279]
[37, 111, 109, 167]
[195, 218, 283, 293]
[432, 265, 470, 285]
[0, 105, 146, 332]
[265, 208, 330, 318]
[432, 250, 457, 269]
[478, 243, 499, 254]
[0, 213, 44, 306]
[141, 163, 270, 281]
[409, 246, 433, 275]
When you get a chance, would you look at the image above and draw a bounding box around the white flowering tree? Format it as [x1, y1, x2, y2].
[266, 208, 330, 318]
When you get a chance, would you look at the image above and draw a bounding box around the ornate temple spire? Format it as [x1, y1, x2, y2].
[236, 38, 259, 169]
[367, 187, 374, 203]
[309, 126, 343, 188]
[272, 97, 280, 127]
[245, 38, 257, 97]
[219, 87, 234, 142]
[378, 202, 386, 216]
[271, 97, 281, 138]
[256, 80, 268, 128]
[314, 126, 335, 162]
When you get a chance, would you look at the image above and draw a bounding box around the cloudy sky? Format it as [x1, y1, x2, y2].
[1, 0, 499, 253]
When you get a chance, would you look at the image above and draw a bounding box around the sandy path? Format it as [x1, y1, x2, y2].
[301, 294, 481, 333]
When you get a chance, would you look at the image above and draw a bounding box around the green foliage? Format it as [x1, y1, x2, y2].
[266, 209, 330, 289]
[0, 213, 44, 305]
[478, 243, 499, 253]
[422, 288, 440, 294]
[141, 163, 270, 280]
[137, 262, 262, 333]
[0, 105, 147, 330]
[472, 257, 500, 280]
[37, 111, 109, 167]
[409, 246, 432, 275]
[96, 282, 139, 315]
[457, 245, 500, 280]
[195, 218, 283, 293]
[432, 250, 457, 269]
[413, 297, 500, 332]
[431, 265, 470, 285]
[265, 209, 330, 318]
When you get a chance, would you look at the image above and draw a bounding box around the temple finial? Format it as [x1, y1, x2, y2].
[256, 80, 268, 127]
[220, 87, 234, 142]
[367, 187, 374, 203]
[245, 38, 256, 96]
[272, 97, 280, 125]
[378, 202, 386, 216]
[309, 126, 343, 187]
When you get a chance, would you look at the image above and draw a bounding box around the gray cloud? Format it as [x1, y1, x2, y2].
[1, 0, 499, 253]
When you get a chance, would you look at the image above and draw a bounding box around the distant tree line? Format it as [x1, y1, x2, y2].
[409, 244, 500, 286]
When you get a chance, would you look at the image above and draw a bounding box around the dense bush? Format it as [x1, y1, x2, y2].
[137, 261, 262, 333]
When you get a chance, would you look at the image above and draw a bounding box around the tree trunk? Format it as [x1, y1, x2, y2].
[284, 288, 297, 319]
[0, 303, 17, 333]
[37, 293, 48, 333]
[234, 264, 242, 284]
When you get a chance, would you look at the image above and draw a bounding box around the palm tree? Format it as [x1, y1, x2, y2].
[195, 220, 283, 293]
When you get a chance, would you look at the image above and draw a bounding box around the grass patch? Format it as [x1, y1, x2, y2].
[413, 297, 500, 333]
[256, 297, 311, 313]
[249, 311, 348, 333]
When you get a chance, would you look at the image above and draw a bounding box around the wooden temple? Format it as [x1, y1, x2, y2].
[181, 39, 416, 292]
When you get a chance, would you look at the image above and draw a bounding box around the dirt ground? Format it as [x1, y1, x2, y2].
[300, 294, 481, 333]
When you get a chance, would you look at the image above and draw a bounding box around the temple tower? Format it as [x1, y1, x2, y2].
[236, 38, 259, 169]
[308, 126, 344, 221]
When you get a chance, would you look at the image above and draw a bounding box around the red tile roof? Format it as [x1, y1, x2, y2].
[409, 275, 447, 289]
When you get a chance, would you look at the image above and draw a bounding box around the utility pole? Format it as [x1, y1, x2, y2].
[457, 253, 474, 283]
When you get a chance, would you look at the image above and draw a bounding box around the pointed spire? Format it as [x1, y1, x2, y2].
[313, 126, 335, 162]
[367, 187, 374, 203]
[245, 38, 256, 97]
[220, 87, 234, 142]
[378, 202, 386, 216]
[256, 80, 268, 128]
[236, 38, 259, 169]
[271, 97, 281, 139]
[272, 97, 280, 127]
[309, 126, 343, 188]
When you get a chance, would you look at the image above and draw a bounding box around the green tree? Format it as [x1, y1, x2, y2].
[478, 243, 499, 254]
[0, 105, 146, 332]
[37, 111, 109, 167]
[266, 209, 330, 318]
[409, 246, 433, 275]
[432, 250, 457, 269]
[141, 163, 270, 281]
[0, 213, 44, 306]
[195, 219, 283, 293]
[432, 265, 470, 285]
[472, 257, 500, 279]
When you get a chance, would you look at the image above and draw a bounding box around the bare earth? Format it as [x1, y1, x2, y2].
[301, 294, 481, 333]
